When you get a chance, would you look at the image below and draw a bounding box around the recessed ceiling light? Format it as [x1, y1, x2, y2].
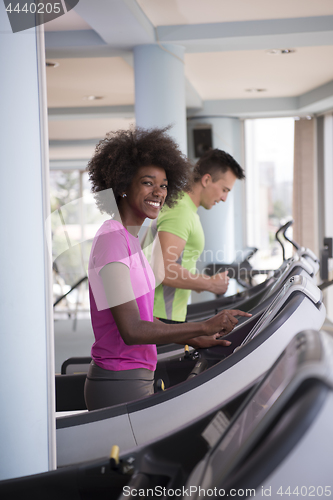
[245, 88, 267, 93]
[266, 49, 296, 55]
[83, 95, 104, 101]
[294, 115, 313, 120]
[46, 61, 59, 68]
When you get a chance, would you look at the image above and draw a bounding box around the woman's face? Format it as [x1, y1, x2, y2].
[124, 165, 168, 222]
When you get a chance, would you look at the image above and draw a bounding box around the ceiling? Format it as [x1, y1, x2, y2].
[45, 0, 333, 162]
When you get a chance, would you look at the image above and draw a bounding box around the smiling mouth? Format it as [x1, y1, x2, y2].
[146, 200, 161, 208]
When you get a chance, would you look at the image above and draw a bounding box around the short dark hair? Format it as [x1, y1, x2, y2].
[87, 126, 191, 215]
[192, 148, 245, 183]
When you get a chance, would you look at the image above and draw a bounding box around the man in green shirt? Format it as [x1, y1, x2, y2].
[144, 148, 245, 324]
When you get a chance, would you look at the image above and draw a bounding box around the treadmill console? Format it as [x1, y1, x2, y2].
[237, 275, 322, 349]
[187, 330, 333, 497]
[299, 246, 320, 264]
[269, 254, 314, 296]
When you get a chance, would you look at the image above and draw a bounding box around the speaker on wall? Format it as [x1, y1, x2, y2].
[193, 128, 212, 158]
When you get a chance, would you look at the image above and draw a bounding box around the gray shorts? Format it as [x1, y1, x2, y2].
[84, 361, 155, 410]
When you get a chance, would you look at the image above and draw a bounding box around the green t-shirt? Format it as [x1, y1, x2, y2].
[148, 192, 205, 322]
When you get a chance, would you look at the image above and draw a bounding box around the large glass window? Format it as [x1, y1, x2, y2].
[50, 169, 107, 318]
[50, 170, 83, 284]
[245, 118, 295, 275]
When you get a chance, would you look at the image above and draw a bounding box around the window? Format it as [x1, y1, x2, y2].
[245, 118, 295, 275]
[50, 169, 107, 318]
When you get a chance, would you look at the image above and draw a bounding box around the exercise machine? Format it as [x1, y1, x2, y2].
[55, 273, 325, 467]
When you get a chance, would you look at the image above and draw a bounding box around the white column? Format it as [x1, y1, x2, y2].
[134, 44, 187, 155]
[0, 13, 55, 480]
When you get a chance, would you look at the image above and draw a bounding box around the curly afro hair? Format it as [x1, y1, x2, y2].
[87, 126, 191, 216]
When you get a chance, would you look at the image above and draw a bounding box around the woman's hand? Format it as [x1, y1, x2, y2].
[188, 333, 232, 349]
[204, 309, 252, 337]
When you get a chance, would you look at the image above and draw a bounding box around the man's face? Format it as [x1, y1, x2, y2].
[200, 169, 237, 209]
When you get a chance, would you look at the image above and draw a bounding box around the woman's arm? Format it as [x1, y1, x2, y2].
[100, 262, 250, 346]
[153, 318, 232, 348]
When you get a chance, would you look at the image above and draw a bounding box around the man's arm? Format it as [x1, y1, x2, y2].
[158, 231, 229, 295]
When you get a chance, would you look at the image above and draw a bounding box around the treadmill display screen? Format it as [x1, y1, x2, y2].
[199, 343, 298, 488]
[240, 279, 293, 347]
[267, 260, 293, 294]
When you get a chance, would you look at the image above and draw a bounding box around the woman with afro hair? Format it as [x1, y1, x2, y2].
[84, 126, 250, 410]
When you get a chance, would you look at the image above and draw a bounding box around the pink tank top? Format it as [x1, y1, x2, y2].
[88, 220, 157, 372]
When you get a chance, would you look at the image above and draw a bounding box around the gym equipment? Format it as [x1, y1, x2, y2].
[180, 328, 333, 497]
[204, 219, 319, 289]
[320, 237, 333, 281]
[2, 329, 332, 499]
[55, 344, 192, 412]
[55, 254, 316, 412]
[54, 248, 319, 413]
[186, 251, 317, 322]
[55, 273, 325, 467]
[110, 328, 333, 499]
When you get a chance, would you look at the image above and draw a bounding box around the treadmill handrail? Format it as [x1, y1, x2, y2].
[282, 219, 300, 250]
[53, 275, 88, 307]
[275, 220, 293, 261]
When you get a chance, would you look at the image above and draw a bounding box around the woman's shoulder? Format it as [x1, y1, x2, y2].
[92, 219, 128, 249]
[94, 219, 127, 239]
[98, 218, 123, 232]
[90, 219, 130, 266]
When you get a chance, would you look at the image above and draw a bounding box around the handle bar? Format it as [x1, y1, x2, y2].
[282, 219, 300, 250]
[275, 219, 295, 261]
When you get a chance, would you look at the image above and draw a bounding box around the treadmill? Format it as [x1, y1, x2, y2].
[154, 247, 320, 357]
[112, 328, 333, 500]
[201, 218, 319, 290]
[165, 218, 320, 322]
[55, 273, 325, 467]
[2, 329, 332, 499]
[56, 256, 316, 413]
[161, 250, 319, 355]
[186, 251, 317, 322]
[54, 250, 318, 411]
[179, 328, 333, 498]
[57, 262, 320, 413]
[55, 251, 305, 399]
